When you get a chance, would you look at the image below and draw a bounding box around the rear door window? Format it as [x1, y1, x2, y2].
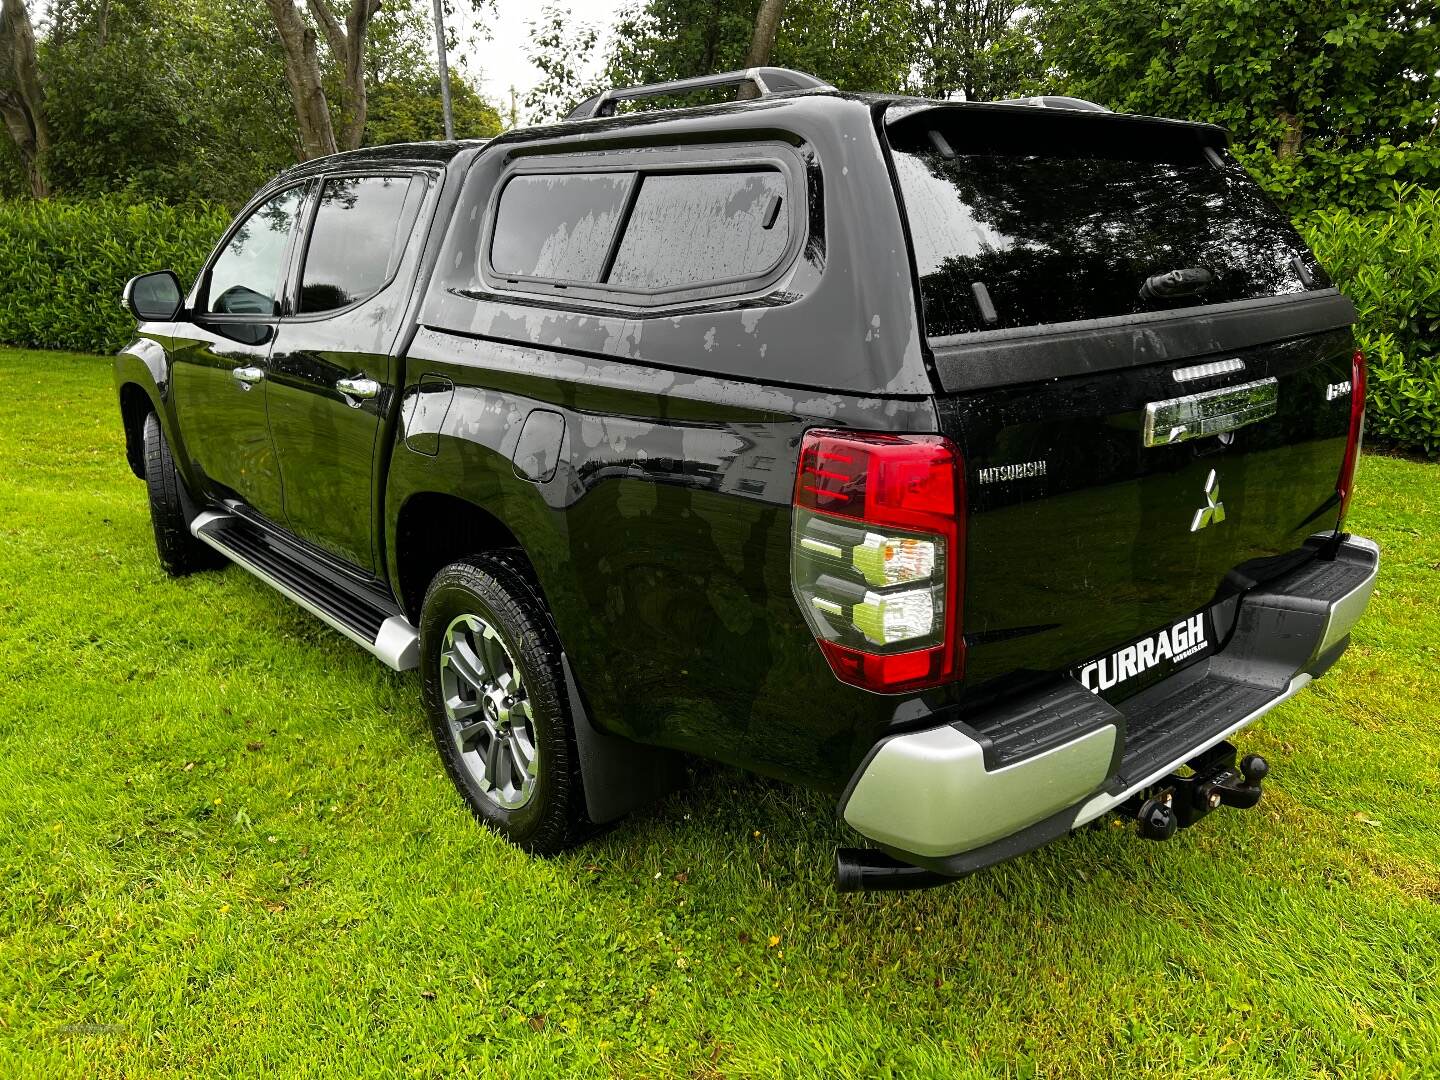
[887, 110, 1322, 338]
[607, 170, 788, 290]
[298, 174, 428, 314]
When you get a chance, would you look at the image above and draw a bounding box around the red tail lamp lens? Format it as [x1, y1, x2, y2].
[791, 431, 964, 694]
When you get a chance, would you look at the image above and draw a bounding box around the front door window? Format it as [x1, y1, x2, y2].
[205, 187, 305, 316]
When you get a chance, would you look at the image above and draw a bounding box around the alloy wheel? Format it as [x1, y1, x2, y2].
[438, 613, 539, 810]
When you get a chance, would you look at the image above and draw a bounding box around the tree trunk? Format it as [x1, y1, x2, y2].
[265, 0, 338, 159]
[737, 0, 785, 99]
[1276, 109, 1303, 160]
[308, 0, 379, 152]
[0, 0, 49, 196]
[745, 0, 785, 68]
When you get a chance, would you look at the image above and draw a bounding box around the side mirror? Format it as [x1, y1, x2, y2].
[122, 270, 186, 322]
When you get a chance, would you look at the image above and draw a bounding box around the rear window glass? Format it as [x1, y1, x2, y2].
[888, 112, 1321, 337]
[607, 171, 788, 290]
[491, 172, 633, 281]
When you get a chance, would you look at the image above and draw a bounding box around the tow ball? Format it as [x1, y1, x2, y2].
[1131, 741, 1269, 841]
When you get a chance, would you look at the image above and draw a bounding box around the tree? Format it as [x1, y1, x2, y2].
[772, 0, 911, 92]
[909, 0, 1041, 102]
[744, 0, 783, 67]
[601, 0, 912, 99]
[265, 0, 339, 158]
[0, 0, 48, 196]
[308, 0, 382, 151]
[1028, 0, 1440, 211]
[367, 71, 501, 142]
[265, 0, 384, 158]
[42, 0, 295, 206]
[524, 4, 602, 123]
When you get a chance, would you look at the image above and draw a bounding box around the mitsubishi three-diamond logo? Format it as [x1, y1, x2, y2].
[1191, 469, 1226, 532]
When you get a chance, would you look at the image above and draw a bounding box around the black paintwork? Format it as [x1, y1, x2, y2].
[115, 87, 1356, 798]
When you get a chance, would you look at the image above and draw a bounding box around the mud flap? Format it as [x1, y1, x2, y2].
[562, 654, 687, 825]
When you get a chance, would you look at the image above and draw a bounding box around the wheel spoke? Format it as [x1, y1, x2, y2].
[445, 693, 483, 721]
[510, 726, 537, 776]
[482, 731, 503, 788]
[445, 634, 486, 692]
[480, 626, 509, 684]
[456, 717, 495, 752]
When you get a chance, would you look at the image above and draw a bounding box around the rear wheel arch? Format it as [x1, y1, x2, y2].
[392, 491, 541, 624]
[399, 497, 688, 828]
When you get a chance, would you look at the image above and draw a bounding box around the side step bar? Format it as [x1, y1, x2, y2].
[190, 510, 419, 671]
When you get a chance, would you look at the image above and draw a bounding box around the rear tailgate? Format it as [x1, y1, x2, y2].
[883, 103, 1358, 700]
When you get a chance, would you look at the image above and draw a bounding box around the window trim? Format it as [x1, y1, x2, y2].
[194, 180, 314, 320]
[475, 143, 807, 310]
[283, 168, 438, 323]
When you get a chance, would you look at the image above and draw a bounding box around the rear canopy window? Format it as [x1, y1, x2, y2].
[607, 171, 788, 289]
[491, 172, 634, 281]
[487, 166, 790, 296]
[887, 110, 1323, 337]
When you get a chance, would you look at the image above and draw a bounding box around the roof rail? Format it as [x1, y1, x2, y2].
[566, 67, 833, 121]
[992, 95, 1110, 113]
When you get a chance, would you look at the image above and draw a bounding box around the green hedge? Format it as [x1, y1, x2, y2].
[0, 189, 1435, 456]
[0, 196, 229, 355]
[1298, 184, 1440, 459]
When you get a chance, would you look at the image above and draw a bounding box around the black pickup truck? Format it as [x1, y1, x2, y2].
[115, 68, 1378, 891]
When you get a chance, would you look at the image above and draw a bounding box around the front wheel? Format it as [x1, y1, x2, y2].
[141, 412, 225, 577]
[419, 555, 590, 854]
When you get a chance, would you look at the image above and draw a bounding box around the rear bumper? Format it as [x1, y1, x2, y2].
[838, 532, 1379, 874]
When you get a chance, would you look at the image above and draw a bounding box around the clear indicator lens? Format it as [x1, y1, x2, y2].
[852, 589, 935, 646]
[852, 532, 936, 586]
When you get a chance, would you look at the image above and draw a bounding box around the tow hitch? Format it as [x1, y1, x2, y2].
[1131, 741, 1269, 841]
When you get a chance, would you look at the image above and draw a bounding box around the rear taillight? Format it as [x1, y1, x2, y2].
[791, 430, 964, 693]
[1337, 348, 1367, 526]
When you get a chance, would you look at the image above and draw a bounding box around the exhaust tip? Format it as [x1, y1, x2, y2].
[834, 848, 956, 893]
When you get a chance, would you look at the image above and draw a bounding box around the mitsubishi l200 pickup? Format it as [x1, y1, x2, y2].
[115, 68, 1378, 891]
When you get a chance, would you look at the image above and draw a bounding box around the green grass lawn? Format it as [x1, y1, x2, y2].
[1, 345, 1438, 1078]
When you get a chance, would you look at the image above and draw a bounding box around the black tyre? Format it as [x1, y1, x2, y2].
[141, 412, 226, 577]
[419, 555, 589, 854]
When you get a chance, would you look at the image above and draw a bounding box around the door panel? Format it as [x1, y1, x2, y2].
[168, 326, 283, 519]
[169, 184, 307, 519]
[265, 334, 392, 569]
[266, 174, 430, 571]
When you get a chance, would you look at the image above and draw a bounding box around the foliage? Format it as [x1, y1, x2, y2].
[1028, 0, 1440, 214]
[40, 0, 296, 209]
[602, 0, 914, 99]
[0, 0, 504, 205]
[367, 74, 502, 143]
[524, 4, 603, 124]
[908, 0, 1042, 102]
[0, 196, 228, 354]
[1299, 185, 1440, 458]
[3, 345, 1439, 1074]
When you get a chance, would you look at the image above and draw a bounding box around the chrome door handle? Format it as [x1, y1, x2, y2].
[231, 366, 264, 389]
[335, 376, 381, 404]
